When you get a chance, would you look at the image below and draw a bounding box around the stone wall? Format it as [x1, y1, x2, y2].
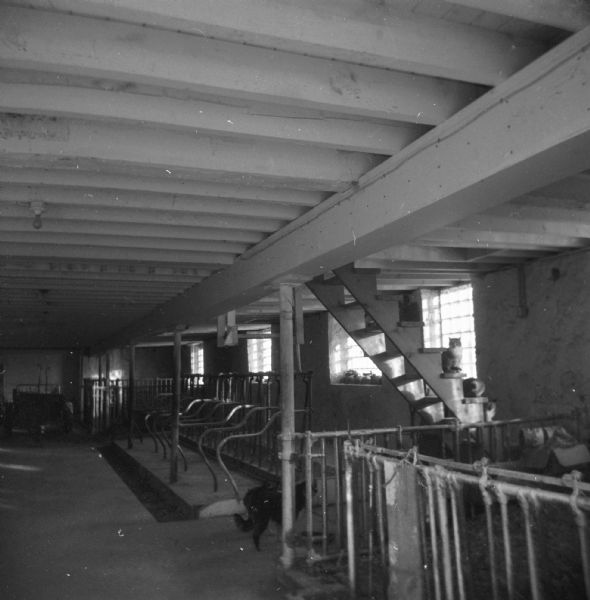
[473, 250, 590, 426]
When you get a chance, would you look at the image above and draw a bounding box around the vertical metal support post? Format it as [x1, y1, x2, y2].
[170, 329, 182, 484]
[78, 353, 85, 425]
[280, 283, 296, 569]
[304, 432, 314, 560]
[127, 345, 136, 449]
[104, 352, 110, 431]
[344, 442, 356, 599]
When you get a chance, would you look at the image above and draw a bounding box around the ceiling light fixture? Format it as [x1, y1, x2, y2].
[30, 200, 46, 230]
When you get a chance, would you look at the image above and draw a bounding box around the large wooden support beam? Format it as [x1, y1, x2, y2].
[93, 26, 590, 350]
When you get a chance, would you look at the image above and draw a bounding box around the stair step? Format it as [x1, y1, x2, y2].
[339, 300, 362, 309]
[412, 396, 443, 410]
[391, 374, 423, 386]
[372, 351, 403, 362]
[350, 327, 383, 339]
[398, 321, 424, 327]
[351, 266, 381, 274]
[419, 347, 445, 354]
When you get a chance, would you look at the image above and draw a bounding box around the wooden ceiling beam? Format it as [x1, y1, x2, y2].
[0, 270, 204, 284]
[0, 232, 249, 255]
[0, 83, 426, 156]
[0, 243, 238, 266]
[421, 227, 586, 249]
[354, 258, 502, 273]
[451, 211, 590, 238]
[0, 183, 306, 221]
[0, 260, 211, 278]
[4, 0, 546, 85]
[0, 167, 324, 207]
[0, 204, 284, 232]
[0, 218, 265, 245]
[363, 245, 471, 263]
[446, 0, 590, 32]
[0, 6, 482, 126]
[525, 176, 590, 204]
[0, 115, 379, 191]
[0, 281, 195, 295]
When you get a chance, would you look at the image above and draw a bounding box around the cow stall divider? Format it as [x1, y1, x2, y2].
[84, 372, 313, 494]
[342, 439, 590, 600]
[289, 411, 587, 594]
[82, 371, 311, 437]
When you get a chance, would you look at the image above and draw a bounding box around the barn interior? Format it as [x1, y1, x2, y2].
[1, 1, 590, 599]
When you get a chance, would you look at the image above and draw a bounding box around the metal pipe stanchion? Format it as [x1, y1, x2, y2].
[280, 283, 296, 569]
[170, 329, 182, 484]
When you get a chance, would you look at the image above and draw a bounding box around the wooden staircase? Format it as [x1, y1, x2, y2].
[307, 264, 482, 424]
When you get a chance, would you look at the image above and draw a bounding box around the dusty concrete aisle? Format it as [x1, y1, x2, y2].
[0, 430, 286, 600]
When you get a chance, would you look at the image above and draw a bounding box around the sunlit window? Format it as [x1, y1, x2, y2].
[329, 317, 381, 383]
[422, 284, 477, 377]
[190, 342, 204, 374]
[247, 330, 272, 372]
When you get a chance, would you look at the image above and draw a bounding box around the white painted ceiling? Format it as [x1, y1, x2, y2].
[1, 0, 590, 350]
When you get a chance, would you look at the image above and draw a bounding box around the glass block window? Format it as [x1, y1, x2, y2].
[421, 284, 477, 377]
[248, 329, 272, 372]
[190, 342, 204, 374]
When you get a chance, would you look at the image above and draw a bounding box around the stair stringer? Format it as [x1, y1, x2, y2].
[333, 265, 488, 423]
[332, 266, 457, 417]
[307, 272, 447, 423]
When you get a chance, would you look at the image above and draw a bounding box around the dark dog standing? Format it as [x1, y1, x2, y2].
[233, 480, 308, 550]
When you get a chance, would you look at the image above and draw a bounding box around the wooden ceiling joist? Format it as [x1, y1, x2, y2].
[0, 115, 382, 191]
[4, 0, 551, 84]
[0, 83, 426, 156]
[0, 167, 325, 207]
[447, 0, 590, 32]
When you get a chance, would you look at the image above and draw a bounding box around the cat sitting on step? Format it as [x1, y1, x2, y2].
[441, 337, 463, 374]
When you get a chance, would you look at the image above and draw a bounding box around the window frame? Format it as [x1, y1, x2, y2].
[247, 329, 273, 373]
[422, 284, 477, 378]
[190, 342, 204, 374]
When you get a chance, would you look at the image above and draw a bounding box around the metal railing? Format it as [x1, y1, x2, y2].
[343, 440, 590, 600]
[82, 371, 313, 436]
[292, 411, 584, 569]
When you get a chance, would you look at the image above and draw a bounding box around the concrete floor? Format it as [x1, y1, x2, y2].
[0, 427, 290, 600]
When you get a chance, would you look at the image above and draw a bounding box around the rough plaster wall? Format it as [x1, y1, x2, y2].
[474, 251, 590, 427]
